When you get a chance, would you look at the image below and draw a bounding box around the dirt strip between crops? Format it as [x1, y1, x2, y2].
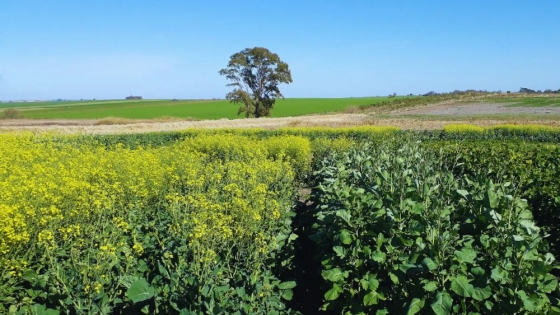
[397, 102, 560, 115]
[2, 112, 560, 135]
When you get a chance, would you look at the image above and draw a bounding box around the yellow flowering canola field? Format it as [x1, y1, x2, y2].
[0, 132, 310, 312]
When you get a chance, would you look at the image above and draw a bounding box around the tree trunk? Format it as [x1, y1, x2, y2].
[254, 101, 261, 118]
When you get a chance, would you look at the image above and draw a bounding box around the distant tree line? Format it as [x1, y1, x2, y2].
[518, 87, 560, 94]
[420, 88, 560, 97]
[126, 96, 143, 100]
[421, 89, 497, 97]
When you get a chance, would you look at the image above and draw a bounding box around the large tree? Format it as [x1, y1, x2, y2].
[219, 47, 292, 118]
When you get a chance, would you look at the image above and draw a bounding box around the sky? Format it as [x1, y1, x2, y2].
[0, 0, 559, 100]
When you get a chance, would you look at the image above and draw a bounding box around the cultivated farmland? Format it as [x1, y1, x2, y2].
[6, 97, 397, 120]
[2, 126, 560, 314]
[4, 94, 560, 135]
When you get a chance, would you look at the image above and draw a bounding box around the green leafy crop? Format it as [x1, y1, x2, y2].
[310, 141, 559, 314]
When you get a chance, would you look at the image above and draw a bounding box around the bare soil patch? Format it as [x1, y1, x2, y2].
[0, 115, 373, 134]
[2, 113, 560, 135]
[394, 102, 560, 116]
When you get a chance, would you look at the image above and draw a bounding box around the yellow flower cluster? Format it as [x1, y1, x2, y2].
[0, 132, 305, 285]
[443, 124, 485, 133]
[0, 204, 29, 254]
[178, 133, 312, 174]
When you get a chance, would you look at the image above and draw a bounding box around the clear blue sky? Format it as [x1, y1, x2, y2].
[1, 0, 558, 100]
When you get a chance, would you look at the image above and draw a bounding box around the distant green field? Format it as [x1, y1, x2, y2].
[491, 97, 560, 107]
[7, 98, 397, 120]
[0, 100, 138, 109]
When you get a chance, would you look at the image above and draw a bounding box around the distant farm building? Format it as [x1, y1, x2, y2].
[126, 96, 143, 100]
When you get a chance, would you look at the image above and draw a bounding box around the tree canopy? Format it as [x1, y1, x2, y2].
[219, 47, 292, 118]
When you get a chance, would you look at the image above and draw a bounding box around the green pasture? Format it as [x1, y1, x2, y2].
[0, 100, 140, 109]
[11, 97, 396, 120]
[490, 97, 560, 107]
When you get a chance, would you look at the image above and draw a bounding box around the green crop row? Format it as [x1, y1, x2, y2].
[65, 125, 560, 151]
[431, 141, 560, 258]
[303, 140, 560, 314]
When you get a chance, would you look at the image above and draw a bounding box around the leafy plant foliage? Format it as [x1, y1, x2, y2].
[309, 142, 559, 314]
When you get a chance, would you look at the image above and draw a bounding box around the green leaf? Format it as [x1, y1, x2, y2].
[44, 309, 60, 315]
[488, 210, 502, 224]
[520, 220, 539, 235]
[377, 233, 385, 248]
[367, 274, 380, 290]
[361, 274, 380, 291]
[201, 284, 210, 297]
[127, 278, 155, 303]
[376, 310, 389, 315]
[491, 266, 507, 282]
[281, 290, 293, 301]
[412, 202, 425, 214]
[22, 270, 37, 281]
[322, 268, 347, 282]
[363, 290, 379, 306]
[288, 233, 298, 242]
[422, 257, 438, 271]
[484, 189, 498, 209]
[471, 267, 485, 276]
[360, 279, 369, 290]
[455, 248, 476, 264]
[339, 230, 352, 245]
[450, 275, 473, 297]
[516, 290, 538, 311]
[27, 305, 60, 315]
[456, 189, 469, 199]
[372, 251, 386, 262]
[336, 210, 352, 226]
[235, 287, 246, 297]
[278, 281, 296, 290]
[333, 246, 346, 257]
[424, 281, 438, 292]
[545, 252, 556, 265]
[324, 284, 341, 301]
[137, 259, 149, 273]
[431, 291, 453, 315]
[519, 208, 533, 220]
[407, 298, 425, 315]
[471, 286, 491, 301]
[541, 274, 558, 293]
[389, 272, 399, 284]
